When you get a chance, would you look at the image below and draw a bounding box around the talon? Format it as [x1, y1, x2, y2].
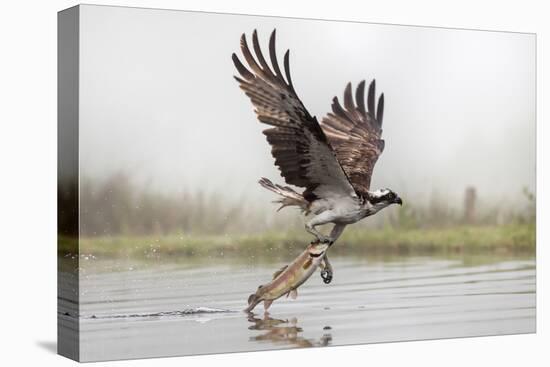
[318, 237, 331, 244]
[313, 236, 330, 244]
[321, 270, 333, 284]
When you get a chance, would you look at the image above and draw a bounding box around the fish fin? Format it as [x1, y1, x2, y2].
[290, 289, 298, 300]
[247, 293, 257, 305]
[264, 299, 273, 311]
[272, 265, 288, 279]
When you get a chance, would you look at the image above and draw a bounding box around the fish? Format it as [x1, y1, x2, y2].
[244, 241, 330, 312]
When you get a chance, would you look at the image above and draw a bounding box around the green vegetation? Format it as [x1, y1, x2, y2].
[60, 222, 535, 261]
[66, 175, 536, 237]
[59, 176, 536, 262]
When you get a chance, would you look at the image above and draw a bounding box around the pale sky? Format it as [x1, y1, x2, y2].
[79, 5, 536, 207]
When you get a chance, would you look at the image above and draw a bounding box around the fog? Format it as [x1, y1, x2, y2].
[79, 5, 535, 207]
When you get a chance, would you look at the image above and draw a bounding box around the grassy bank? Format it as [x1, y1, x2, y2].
[59, 223, 535, 260]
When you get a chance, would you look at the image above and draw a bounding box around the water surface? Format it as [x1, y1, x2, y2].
[60, 256, 535, 361]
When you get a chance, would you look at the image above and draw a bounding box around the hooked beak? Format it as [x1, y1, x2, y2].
[394, 197, 403, 206]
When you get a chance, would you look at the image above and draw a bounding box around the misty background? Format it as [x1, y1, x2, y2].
[75, 5, 535, 236]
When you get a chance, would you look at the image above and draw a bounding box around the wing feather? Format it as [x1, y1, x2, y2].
[321, 80, 386, 194]
[233, 30, 356, 200]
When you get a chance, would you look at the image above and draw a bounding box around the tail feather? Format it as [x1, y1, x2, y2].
[258, 177, 309, 213]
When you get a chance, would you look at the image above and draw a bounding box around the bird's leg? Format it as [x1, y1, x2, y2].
[305, 213, 333, 244]
[320, 255, 333, 284]
[319, 224, 346, 284]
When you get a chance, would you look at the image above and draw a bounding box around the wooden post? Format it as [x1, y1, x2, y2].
[464, 186, 477, 224]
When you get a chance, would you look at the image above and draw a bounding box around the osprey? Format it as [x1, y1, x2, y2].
[232, 30, 402, 280]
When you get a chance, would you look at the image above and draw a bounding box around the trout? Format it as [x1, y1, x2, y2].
[245, 242, 330, 312]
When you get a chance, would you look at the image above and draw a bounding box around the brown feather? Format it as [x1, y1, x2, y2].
[343, 83, 355, 111]
[321, 79, 386, 194]
[232, 30, 356, 200]
[367, 79, 376, 115]
[377, 93, 385, 127]
[356, 80, 366, 115]
[268, 30, 284, 81]
[252, 30, 272, 74]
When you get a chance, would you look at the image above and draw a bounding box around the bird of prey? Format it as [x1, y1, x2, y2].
[232, 30, 402, 281]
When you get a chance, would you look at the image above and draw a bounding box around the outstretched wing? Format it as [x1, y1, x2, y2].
[321, 80, 385, 195]
[232, 30, 356, 200]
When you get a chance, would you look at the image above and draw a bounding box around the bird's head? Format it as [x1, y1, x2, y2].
[368, 188, 403, 207]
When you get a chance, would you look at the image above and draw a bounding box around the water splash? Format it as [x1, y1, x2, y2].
[82, 307, 235, 320]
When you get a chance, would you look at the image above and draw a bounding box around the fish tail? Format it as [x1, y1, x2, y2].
[247, 293, 257, 305]
[244, 293, 261, 312]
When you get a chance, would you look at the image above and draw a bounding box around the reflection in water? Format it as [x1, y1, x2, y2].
[247, 313, 332, 348]
[73, 258, 535, 361]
